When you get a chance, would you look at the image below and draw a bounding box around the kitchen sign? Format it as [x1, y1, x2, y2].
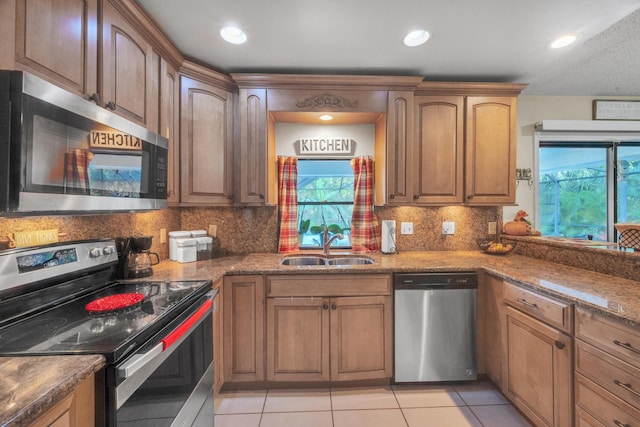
[294, 138, 357, 156]
[90, 130, 142, 150]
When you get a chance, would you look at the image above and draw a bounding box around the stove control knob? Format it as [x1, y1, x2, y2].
[89, 248, 102, 258]
[103, 246, 115, 255]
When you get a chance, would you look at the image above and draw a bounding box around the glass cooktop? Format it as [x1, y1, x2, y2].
[0, 280, 210, 362]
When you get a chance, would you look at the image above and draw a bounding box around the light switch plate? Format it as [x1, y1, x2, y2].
[488, 222, 497, 234]
[442, 221, 455, 235]
[400, 222, 414, 235]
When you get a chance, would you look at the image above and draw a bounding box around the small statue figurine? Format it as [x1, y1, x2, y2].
[503, 210, 541, 236]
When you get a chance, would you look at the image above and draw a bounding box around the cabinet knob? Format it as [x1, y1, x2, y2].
[259, 194, 264, 199]
[554, 340, 565, 350]
[105, 101, 117, 110]
[226, 195, 234, 200]
[389, 194, 395, 199]
[467, 195, 474, 200]
[88, 93, 101, 105]
[331, 304, 337, 310]
[413, 195, 419, 200]
[322, 304, 329, 310]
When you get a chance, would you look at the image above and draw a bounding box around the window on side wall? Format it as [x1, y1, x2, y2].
[538, 142, 640, 241]
[297, 159, 354, 249]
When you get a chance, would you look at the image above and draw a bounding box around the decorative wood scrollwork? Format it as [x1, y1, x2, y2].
[295, 93, 359, 109]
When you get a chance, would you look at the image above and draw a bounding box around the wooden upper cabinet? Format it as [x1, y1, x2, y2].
[11, 0, 98, 98]
[101, 0, 158, 127]
[413, 95, 464, 205]
[160, 59, 180, 205]
[237, 88, 268, 204]
[465, 96, 517, 205]
[179, 67, 235, 205]
[386, 91, 414, 205]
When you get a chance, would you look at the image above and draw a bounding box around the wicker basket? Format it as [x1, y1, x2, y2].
[614, 223, 640, 250]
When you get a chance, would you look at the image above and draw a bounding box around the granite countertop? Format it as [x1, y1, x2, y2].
[4, 249, 637, 425]
[153, 250, 640, 327]
[0, 355, 105, 427]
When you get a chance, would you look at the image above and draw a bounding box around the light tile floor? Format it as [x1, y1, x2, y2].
[214, 382, 532, 427]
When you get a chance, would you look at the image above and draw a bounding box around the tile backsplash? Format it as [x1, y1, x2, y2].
[0, 205, 501, 258]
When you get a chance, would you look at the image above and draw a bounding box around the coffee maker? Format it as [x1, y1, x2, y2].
[115, 236, 160, 279]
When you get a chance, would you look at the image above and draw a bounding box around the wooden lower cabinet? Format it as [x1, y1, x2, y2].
[481, 273, 505, 387]
[212, 281, 223, 393]
[223, 275, 264, 383]
[266, 295, 392, 383]
[503, 306, 572, 427]
[31, 374, 94, 427]
[266, 298, 330, 382]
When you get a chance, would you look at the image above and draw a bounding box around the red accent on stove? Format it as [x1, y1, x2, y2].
[84, 293, 145, 313]
[161, 299, 212, 350]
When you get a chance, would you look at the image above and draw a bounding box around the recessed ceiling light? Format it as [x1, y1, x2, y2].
[319, 114, 333, 121]
[550, 33, 577, 49]
[220, 27, 247, 44]
[403, 29, 430, 47]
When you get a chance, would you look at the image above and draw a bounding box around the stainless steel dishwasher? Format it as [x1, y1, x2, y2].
[394, 272, 477, 382]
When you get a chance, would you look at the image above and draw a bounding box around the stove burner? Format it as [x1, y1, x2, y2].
[85, 293, 145, 314]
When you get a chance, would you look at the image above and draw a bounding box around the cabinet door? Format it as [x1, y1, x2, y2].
[14, 0, 98, 98]
[386, 91, 414, 204]
[160, 59, 180, 205]
[465, 96, 516, 205]
[330, 296, 392, 381]
[413, 95, 464, 205]
[238, 88, 268, 204]
[223, 275, 264, 383]
[180, 76, 234, 205]
[266, 298, 330, 382]
[102, 0, 158, 127]
[504, 306, 572, 427]
[212, 282, 223, 393]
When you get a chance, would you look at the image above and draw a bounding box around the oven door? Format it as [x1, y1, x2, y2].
[109, 292, 214, 427]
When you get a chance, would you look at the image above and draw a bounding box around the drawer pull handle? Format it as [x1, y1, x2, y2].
[614, 420, 630, 427]
[614, 379, 640, 398]
[613, 340, 640, 355]
[516, 298, 538, 310]
[555, 340, 565, 350]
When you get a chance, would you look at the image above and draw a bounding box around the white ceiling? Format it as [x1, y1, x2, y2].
[135, 0, 640, 96]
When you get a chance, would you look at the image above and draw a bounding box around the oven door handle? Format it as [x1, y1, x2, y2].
[161, 298, 212, 350]
[117, 293, 214, 380]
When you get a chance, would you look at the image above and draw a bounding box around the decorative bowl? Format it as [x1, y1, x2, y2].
[476, 239, 516, 255]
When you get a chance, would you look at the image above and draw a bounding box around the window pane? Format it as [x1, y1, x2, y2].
[539, 147, 607, 239]
[617, 146, 640, 224]
[297, 160, 354, 249]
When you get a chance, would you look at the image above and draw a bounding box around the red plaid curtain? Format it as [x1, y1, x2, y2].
[65, 149, 94, 194]
[277, 156, 299, 253]
[350, 157, 380, 252]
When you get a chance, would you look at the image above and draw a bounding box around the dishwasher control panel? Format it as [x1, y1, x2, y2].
[394, 272, 477, 289]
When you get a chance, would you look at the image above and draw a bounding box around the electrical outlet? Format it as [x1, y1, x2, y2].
[208, 224, 217, 237]
[160, 228, 167, 244]
[488, 222, 497, 234]
[400, 222, 414, 235]
[442, 221, 455, 235]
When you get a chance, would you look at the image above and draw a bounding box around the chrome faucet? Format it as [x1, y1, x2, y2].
[322, 225, 344, 256]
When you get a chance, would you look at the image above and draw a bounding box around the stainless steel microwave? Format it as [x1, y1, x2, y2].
[0, 71, 168, 215]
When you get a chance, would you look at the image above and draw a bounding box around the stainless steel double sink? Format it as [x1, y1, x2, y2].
[280, 254, 375, 266]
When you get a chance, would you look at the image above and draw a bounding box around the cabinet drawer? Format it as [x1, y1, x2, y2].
[575, 406, 606, 427]
[576, 339, 640, 408]
[504, 281, 573, 333]
[576, 373, 640, 427]
[576, 306, 640, 369]
[266, 274, 391, 297]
